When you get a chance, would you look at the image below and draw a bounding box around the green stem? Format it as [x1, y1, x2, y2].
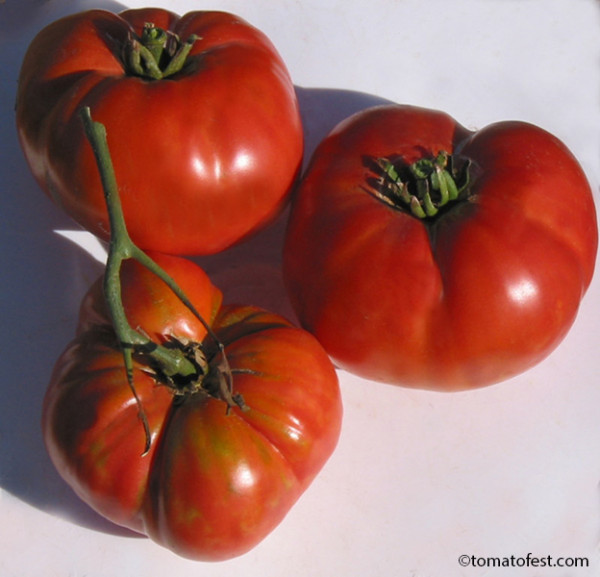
[142, 23, 169, 65]
[123, 24, 198, 80]
[80, 107, 244, 451]
[80, 106, 199, 380]
[80, 107, 245, 451]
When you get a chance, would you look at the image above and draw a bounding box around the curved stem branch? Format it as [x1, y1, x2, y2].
[80, 105, 243, 434]
[80, 107, 198, 378]
[79, 106, 241, 451]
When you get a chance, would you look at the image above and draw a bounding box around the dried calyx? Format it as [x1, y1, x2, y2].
[373, 151, 472, 219]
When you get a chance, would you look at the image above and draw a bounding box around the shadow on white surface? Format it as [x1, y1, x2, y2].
[0, 0, 137, 539]
[0, 3, 393, 535]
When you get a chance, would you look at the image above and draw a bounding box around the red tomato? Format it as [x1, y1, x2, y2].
[42, 253, 342, 561]
[16, 8, 303, 255]
[283, 104, 598, 390]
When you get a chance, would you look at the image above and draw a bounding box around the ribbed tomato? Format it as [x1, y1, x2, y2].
[283, 104, 597, 390]
[16, 8, 303, 254]
[43, 253, 342, 561]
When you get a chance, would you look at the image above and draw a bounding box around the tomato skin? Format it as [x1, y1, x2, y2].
[16, 8, 303, 255]
[283, 104, 598, 390]
[42, 253, 342, 561]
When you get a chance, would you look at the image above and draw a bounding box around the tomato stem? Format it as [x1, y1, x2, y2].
[80, 106, 241, 450]
[80, 106, 199, 378]
[123, 23, 198, 80]
[374, 151, 470, 218]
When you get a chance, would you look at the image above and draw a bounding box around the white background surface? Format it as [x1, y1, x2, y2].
[1, 1, 599, 576]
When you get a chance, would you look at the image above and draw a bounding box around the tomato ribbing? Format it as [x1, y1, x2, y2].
[16, 8, 304, 255]
[283, 103, 597, 390]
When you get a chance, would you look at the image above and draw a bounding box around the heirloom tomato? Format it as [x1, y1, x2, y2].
[16, 8, 303, 255]
[283, 104, 598, 390]
[42, 252, 342, 561]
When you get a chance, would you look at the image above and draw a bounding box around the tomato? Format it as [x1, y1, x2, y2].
[283, 104, 598, 390]
[16, 8, 303, 255]
[42, 252, 342, 561]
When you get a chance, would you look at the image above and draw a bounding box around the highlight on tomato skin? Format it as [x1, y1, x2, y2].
[42, 253, 343, 562]
[15, 7, 304, 255]
[282, 103, 598, 391]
